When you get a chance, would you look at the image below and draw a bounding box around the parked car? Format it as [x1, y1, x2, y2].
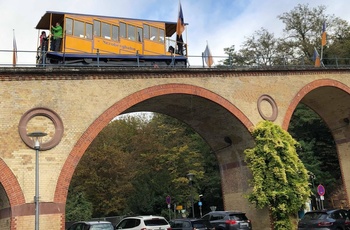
[201, 211, 252, 230]
[67, 220, 114, 230]
[297, 209, 348, 230]
[115, 215, 172, 230]
[347, 210, 350, 230]
[170, 218, 212, 230]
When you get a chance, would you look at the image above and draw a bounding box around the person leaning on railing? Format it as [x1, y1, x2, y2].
[39, 31, 48, 51]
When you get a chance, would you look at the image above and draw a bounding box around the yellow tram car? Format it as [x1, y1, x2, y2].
[35, 11, 188, 66]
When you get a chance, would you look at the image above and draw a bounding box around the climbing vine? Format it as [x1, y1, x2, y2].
[244, 121, 311, 229]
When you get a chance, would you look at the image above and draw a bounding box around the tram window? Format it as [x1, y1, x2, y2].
[112, 25, 119, 41]
[137, 27, 142, 42]
[74, 20, 84, 38]
[127, 25, 135, 41]
[102, 22, 111, 39]
[159, 29, 164, 43]
[143, 24, 149, 39]
[66, 18, 73, 35]
[150, 26, 158, 41]
[86, 23, 92, 39]
[94, 20, 101, 37]
[120, 22, 126, 38]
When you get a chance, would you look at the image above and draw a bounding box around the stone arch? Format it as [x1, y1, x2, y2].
[0, 159, 25, 206]
[282, 79, 350, 130]
[282, 78, 350, 208]
[0, 158, 26, 229]
[54, 83, 254, 203]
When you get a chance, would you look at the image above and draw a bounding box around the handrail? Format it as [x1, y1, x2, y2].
[3, 48, 350, 69]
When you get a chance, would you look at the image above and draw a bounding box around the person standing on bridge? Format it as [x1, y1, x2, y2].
[40, 31, 48, 51]
[51, 22, 63, 51]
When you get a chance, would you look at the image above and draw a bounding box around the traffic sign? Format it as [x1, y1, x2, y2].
[166, 195, 171, 204]
[317, 184, 325, 196]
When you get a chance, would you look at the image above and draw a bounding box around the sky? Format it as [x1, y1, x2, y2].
[0, 0, 349, 67]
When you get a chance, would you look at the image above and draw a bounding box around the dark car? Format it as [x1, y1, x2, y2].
[347, 210, 350, 230]
[170, 218, 212, 230]
[298, 209, 348, 230]
[67, 220, 114, 230]
[201, 211, 252, 230]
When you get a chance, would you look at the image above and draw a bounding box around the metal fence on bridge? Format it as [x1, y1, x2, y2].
[2, 48, 350, 69]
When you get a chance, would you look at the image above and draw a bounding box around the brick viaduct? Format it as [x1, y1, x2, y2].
[0, 67, 349, 230]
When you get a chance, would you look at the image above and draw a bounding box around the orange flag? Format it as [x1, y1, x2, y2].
[13, 30, 17, 67]
[321, 22, 326, 46]
[203, 44, 213, 67]
[313, 48, 321, 67]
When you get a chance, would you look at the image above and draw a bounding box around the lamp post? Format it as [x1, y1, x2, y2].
[187, 173, 195, 218]
[309, 172, 318, 210]
[28, 131, 47, 230]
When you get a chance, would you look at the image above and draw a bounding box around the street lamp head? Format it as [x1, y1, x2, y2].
[27, 131, 47, 150]
[187, 173, 194, 181]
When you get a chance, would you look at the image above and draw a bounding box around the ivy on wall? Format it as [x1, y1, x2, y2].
[244, 121, 311, 230]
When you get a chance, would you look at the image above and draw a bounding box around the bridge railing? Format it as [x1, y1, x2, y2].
[2, 48, 350, 69]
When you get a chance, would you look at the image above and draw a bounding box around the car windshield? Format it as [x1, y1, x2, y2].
[144, 219, 169, 226]
[302, 212, 328, 220]
[228, 214, 248, 221]
[90, 223, 114, 230]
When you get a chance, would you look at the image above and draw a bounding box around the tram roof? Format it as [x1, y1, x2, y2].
[35, 11, 188, 37]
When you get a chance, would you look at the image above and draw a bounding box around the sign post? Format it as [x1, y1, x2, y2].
[198, 201, 202, 217]
[198, 194, 203, 217]
[317, 184, 325, 210]
[166, 195, 171, 219]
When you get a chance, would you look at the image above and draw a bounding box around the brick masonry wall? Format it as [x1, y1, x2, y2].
[0, 67, 349, 230]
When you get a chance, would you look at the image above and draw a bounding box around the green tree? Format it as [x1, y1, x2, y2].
[126, 114, 208, 217]
[277, 3, 350, 63]
[68, 116, 143, 217]
[67, 113, 223, 218]
[277, 4, 329, 58]
[244, 121, 310, 230]
[288, 104, 339, 198]
[219, 29, 285, 67]
[221, 4, 350, 67]
[66, 191, 93, 221]
[237, 28, 281, 66]
[323, 18, 350, 65]
[220, 45, 236, 66]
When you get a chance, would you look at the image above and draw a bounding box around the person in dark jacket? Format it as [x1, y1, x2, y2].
[40, 31, 48, 51]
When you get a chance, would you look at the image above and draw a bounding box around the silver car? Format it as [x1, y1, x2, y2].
[67, 220, 114, 230]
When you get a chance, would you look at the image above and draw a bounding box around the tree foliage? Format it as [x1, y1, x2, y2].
[277, 4, 329, 58]
[244, 121, 311, 230]
[238, 28, 281, 66]
[65, 192, 93, 221]
[68, 115, 147, 217]
[66, 113, 222, 219]
[221, 4, 350, 67]
[288, 104, 339, 197]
